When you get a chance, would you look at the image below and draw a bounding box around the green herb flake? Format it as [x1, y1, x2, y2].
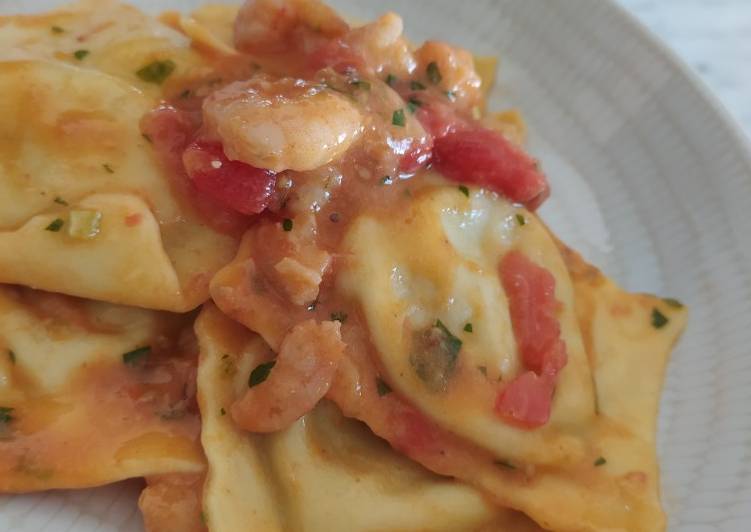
[51, 25, 64, 34]
[102, 163, 114, 174]
[179, 88, 192, 99]
[407, 97, 422, 114]
[73, 49, 89, 60]
[392, 108, 406, 127]
[445, 90, 456, 102]
[350, 80, 371, 91]
[219, 408, 226, 416]
[458, 185, 469, 197]
[142, 133, 153, 144]
[330, 311, 348, 323]
[515, 214, 527, 226]
[136, 59, 176, 84]
[200, 511, 207, 525]
[380, 175, 393, 185]
[248, 361, 276, 388]
[494, 459, 516, 470]
[410, 80, 426, 91]
[651, 308, 669, 329]
[8, 350, 15, 364]
[45, 218, 64, 232]
[385, 73, 397, 87]
[122, 346, 151, 366]
[435, 320, 462, 353]
[427, 61, 442, 84]
[282, 218, 294, 232]
[477, 365, 487, 376]
[53, 196, 68, 206]
[594, 456, 607, 467]
[663, 297, 684, 309]
[463, 323, 473, 333]
[376, 377, 392, 396]
[0, 407, 14, 424]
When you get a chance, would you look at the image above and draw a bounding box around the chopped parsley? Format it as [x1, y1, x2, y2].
[136, 59, 176, 84]
[445, 90, 456, 102]
[0, 407, 13, 424]
[427, 61, 442, 84]
[248, 361, 276, 388]
[663, 297, 684, 309]
[376, 377, 392, 396]
[122, 346, 151, 366]
[410, 80, 426, 91]
[594, 456, 607, 467]
[458, 185, 469, 197]
[350, 80, 371, 91]
[494, 459, 516, 470]
[51, 25, 64, 34]
[392, 108, 406, 127]
[651, 308, 669, 329]
[380, 175, 393, 185]
[45, 218, 64, 232]
[102, 163, 114, 174]
[200, 511, 207, 526]
[330, 311, 348, 323]
[282, 218, 293, 232]
[219, 408, 226, 416]
[409, 320, 462, 392]
[73, 49, 89, 60]
[142, 133, 153, 144]
[463, 323, 473, 333]
[8, 350, 15, 364]
[406, 97, 422, 114]
[53, 196, 68, 206]
[385, 73, 397, 87]
[515, 214, 527, 226]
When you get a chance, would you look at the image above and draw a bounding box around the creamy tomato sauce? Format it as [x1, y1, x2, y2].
[140, 0, 561, 467]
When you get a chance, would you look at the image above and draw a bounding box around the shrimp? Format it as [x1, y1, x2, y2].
[231, 319, 345, 432]
[345, 12, 416, 77]
[202, 76, 363, 172]
[234, 0, 348, 54]
[415, 41, 482, 109]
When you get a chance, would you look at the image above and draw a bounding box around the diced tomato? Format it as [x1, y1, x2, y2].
[496, 250, 568, 429]
[182, 141, 276, 216]
[141, 105, 251, 235]
[494, 371, 554, 429]
[433, 127, 550, 210]
[500, 251, 566, 374]
[414, 99, 464, 140]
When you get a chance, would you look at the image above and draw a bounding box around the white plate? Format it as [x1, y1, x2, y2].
[3, 1, 751, 531]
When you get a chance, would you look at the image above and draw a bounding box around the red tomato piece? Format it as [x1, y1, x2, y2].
[496, 251, 568, 429]
[182, 141, 276, 215]
[433, 127, 550, 210]
[494, 371, 554, 429]
[500, 251, 567, 374]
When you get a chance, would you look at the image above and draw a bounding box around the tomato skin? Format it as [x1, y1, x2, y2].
[433, 127, 549, 209]
[495, 251, 568, 429]
[182, 141, 276, 216]
[494, 371, 554, 429]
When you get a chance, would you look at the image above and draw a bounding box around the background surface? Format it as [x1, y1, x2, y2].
[618, 0, 751, 137]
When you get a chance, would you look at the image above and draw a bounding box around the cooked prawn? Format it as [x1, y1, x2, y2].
[345, 12, 416, 77]
[231, 319, 345, 432]
[415, 41, 482, 109]
[234, 0, 348, 54]
[202, 76, 363, 172]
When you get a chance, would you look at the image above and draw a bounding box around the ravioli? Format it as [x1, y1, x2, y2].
[0, 285, 204, 492]
[0, 0, 238, 312]
[194, 304, 541, 532]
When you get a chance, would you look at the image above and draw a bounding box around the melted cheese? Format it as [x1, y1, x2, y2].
[0, 3, 237, 312]
[195, 304, 541, 532]
[0, 285, 203, 491]
[338, 185, 596, 465]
